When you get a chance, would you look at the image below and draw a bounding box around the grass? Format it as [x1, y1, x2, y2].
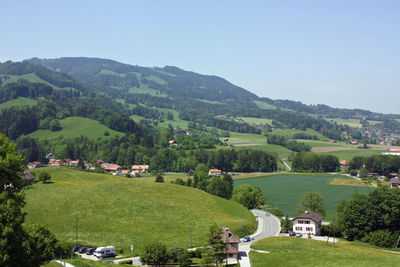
[269, 128, 328, 141]
[28, 116, 124, 139]
[0, 73, 75, 91]
[325, 118, 363, 128]
[238, 117, 273, 125]
[320, 149, 384, 161]
[296, 139, 345, 148]
[25, 168, 256, 255]
[329, 177, 374, 187]
[250, 237, 400, 267]
[234, 174, 374, 220]
[197, 99, 224, 105]
[253, 100, 276, 110]
[0, 97, 38, 110]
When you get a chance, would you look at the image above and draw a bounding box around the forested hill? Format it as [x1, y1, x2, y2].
[26, 57, 258, 102]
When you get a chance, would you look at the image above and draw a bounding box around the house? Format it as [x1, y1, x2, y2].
[101, 163, 122, 175]
[131, 165, 149, 173]
[120, 170, 130, 177]
[351, 140, 358, 145]
[27, 161, 41, 169]
[329, 140, 335, 143]
[169, 140, 177, 146]
[382, 148, 400, 156]
[187, 169, 195, 176]
[292, 210, 323, 236]
[221, 227, 240, 260]
[69, 160, 79, 166]
[223, 138, 229, 142]
[131, 170, 140, 177]
[209, 169, 222, 176]
[46, 153, 56, 160]
[388, 173, 398, 178]
[340, 160, 349, 167]
[391, 177, 400, 188]
[19, 172, 36, 185]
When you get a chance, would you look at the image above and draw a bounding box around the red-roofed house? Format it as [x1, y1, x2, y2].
[131, 165, 149, 173]
[101, 163, 122, 175]
[209, 169, 222, 176]
[340, 160, 349, 167]
[292, 210, 323, 236]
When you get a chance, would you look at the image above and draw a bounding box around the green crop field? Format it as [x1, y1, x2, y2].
[234, 174, 373, 220]
[319, 149, 384, 161]
[28, 116, 124, 139]
[250, 237, 400, 267]
[296, 139, 345, 148]
[25, 168, 256, 255]
[0, 97, 38, 110]
[325, 118, 363, 128]
[270, 128, 328, 140]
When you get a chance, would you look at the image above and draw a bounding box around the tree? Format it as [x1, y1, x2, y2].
[140, 242, 169, 266]
[177, 250, 192, 267]
[38, 171, 51, 184]
[206, 177, 232, 199]
[155, 174, 164, 183]
[297, 192, 325, 216]
[232, 184, 264, 209]
[24, 224, 59, 266]
[207, 223, 225, 266]
[49, 119, 61, 131]
[281, 214, 292, 233]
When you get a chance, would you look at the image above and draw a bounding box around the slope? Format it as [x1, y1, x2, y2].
[25, 168, 257, 254]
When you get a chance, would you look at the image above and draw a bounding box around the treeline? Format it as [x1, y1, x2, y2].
[267, 135, 311, 152]
[335, 187, 400, 247]
[349, 155, 400, 176]
[291, 152, 340, 172]
[292, 132, 319, 140]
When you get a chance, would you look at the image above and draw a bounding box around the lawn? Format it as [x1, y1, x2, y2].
[0, 97, 38, 110]
[0, 73, 75, 91]
[269, 128, 328, 141]
[250, 237, 400, 267]
[234, 174, 374, 220]
[25, 168, 256, 255]
[296, 139, 345, 148]
[329, 177, 374, 187]
[28, 117, 124, 139]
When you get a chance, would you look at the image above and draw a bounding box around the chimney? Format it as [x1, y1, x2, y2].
[305, 210, 308, 214]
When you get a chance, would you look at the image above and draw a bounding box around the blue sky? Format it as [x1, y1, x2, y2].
[1, 0, 399, 114]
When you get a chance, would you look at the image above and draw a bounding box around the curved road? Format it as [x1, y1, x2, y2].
[238, 209, 281, 267]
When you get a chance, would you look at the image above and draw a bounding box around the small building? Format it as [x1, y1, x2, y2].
[20, 172, 36, 185]
[209, 169, 222, 176]
[223, 138, 229, 142]
[388, 173, 398, 178]
[340, 160, 349, 167]
[69, 160, 79, 166]
[329, 139, 335, 143]
[292, 210, 323, 236]
[391, 177, 400, 188]
[131, 170, 140, 177]
[27, 161, 41, 169]
[169, 140, 177, 146]
[101, 163, 122, 175]
[131, 165, 149, 173]
[120, 170, 130, 177]
[221, 227, 240, 260]
[351, 140, 358, 145]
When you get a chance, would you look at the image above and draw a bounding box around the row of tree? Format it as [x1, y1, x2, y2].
[267, 135, 311, 152]
[291, 152, 340, 172]
[349, 154, 400, 176]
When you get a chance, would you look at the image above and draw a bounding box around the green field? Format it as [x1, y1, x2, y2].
[0, 73, 75, 91]
[325, 117, 363, 128]
[25, 168, 256, 254]
[297, 139, 345, 148]
[0, 97, 38, 110]
[238, 117, 273, 125]
[234, 174, 373, 220]
[270, 128, 328, 140]
[320, 149, 384, 161]
[253, 100, 276, 110]
[250, 237, 400, 267]
[28, 116, 124, 139]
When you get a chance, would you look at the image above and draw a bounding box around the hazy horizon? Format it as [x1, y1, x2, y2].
[1, 0, 399, 114]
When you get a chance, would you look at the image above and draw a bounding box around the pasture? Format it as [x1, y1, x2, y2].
[234, 174, 374, 220]
[250, 237, 400, 267]
[28, 116, 124, 139]
[0, 97, 37, 110]
[25, 168, 256, 255]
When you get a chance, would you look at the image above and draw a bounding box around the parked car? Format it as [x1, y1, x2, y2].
[94, 246, 117, 258]
[289, 231, 296, 236]
[295, 233, 302, 238]
[78, 247, 87, 254]
[243, 236, 251, 242]
[72, 245, 81, 252]
[86, 248, 95, 255]
[266, 212, 270, 216]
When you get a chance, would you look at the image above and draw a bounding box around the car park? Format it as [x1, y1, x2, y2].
[78, 247, 87, 254]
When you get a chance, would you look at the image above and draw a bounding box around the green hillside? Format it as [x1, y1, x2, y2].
[28, 116, 124, 139]
[0, 97, 37, 110]
[25, 168, 256, 254]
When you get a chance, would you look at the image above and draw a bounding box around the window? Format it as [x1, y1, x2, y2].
[295, 227, 302, 231]
[306, 227, 313, 232]
[304, 220, 310, 224]
[298, 220, 304, 224]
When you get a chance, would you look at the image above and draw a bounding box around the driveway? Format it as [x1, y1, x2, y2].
[238, 209, 281, 267]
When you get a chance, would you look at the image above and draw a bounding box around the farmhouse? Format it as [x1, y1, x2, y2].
[101, 163, 122, 175]
[27, 161, 41, 169]
[391, 177, 400, 188]
[46, 153, 56, 160]
[221, 227, 240, 260]
[292, 210, 323, 236]
[340, 160, 349, 167]
[131, 165, 149, 173]
[209, 169, 222, 176]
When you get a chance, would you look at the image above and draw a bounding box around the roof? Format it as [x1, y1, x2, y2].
[70, 160, 79, 164]
[101, 163, 121, 171]
[121, 170, 129, 174]
[293, 210, 323, 223]
[221, 227, 240, 244]
[19, 172, 36, 181]
[340, 160, 348, 165]
[168, 140, 176, 144]
[131, 165, 149, 170]
[209, 169, 222, 172]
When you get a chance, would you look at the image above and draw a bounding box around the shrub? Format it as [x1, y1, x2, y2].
[155, 174, 164, 183]
[270, 207, 284, 218]
[38, 171, 51, 183]
[362, 230, 399, 248]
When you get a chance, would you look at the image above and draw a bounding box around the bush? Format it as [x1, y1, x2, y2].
[321, 224, 342, 237]
[155, 174, 164, 183]
[174, 178, 185, 185]
[270, 207, 283, 218]
[38, 171, 51, 183]
[168, 247, 185, 262]
[362, 230, 399, 248]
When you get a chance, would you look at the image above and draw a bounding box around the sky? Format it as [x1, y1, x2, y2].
[1, 0, 399, 114]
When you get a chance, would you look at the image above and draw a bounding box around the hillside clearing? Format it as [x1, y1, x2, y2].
[25, 168, 256, 254]
[28, 116, 124, 139]
[250, 237, 400, 267]
[0, 97, 38, 110]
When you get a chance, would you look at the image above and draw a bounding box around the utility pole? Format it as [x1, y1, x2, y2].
[75, 215, 78, 244]
[189, 219, 192, 248]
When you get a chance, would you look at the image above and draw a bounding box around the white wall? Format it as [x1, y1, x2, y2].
[293, 219, 320, 236]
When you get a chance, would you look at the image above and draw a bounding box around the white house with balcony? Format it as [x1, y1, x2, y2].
[292, 210, 323, 236]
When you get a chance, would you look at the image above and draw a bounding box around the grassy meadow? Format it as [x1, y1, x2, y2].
[234, 174, 374, 220]
[0, 97, 38, 110]
[28, 117, 124, 139]
[25, 168, 256, 255]
[250, 237, 400, 267]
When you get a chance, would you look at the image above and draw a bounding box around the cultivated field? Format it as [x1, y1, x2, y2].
[234, 174, 374, 220]
[250, 237, 400, 267]
[25, 168, 256, 254]
[28, 116, 124, 139]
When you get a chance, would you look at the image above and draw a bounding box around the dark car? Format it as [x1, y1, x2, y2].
[243, 236, 251, 242]
[289, 231, 296, 237]
[86, 248, 95, 255]
[78, 247, 87, 254]
[72, 245, 81, 252]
